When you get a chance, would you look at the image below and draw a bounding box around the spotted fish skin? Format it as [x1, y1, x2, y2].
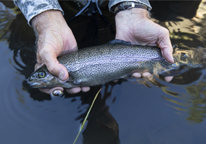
[27, 40, 206, 88]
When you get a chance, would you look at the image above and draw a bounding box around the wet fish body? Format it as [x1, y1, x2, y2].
[27, 40, 206, 88]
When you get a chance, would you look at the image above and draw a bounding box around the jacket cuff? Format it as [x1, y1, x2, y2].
[13, 0, 64, 26]
[108, 0, 152, 12]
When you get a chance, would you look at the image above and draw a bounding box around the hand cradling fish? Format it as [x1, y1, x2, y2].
[27, 39, 206, 88]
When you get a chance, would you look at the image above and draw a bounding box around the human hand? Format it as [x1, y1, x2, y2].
[115, 8, 174, 82]
[32, 10, 90, 95]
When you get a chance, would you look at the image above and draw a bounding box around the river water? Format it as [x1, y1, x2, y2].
[1, 1, 206, 144]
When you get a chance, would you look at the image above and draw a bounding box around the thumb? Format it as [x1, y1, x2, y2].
[37, 47, 68, 81]
[157, 28, 174, 63]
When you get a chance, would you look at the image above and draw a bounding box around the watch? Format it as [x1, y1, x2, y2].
[113, 1, 150, 15]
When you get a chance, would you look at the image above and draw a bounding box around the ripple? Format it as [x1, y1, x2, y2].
[0, 59, 84, 144]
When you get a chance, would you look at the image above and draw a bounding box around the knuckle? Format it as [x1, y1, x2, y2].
[162, 28, 169, 35]
[35, 63, 44, 70]
[46, 60, 59, 74]
[38, 48, 47, 55]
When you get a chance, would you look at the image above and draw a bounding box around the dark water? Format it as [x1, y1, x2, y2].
[1, 1, 206, 144]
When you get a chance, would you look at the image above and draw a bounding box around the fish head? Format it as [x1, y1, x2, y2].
[27, 65, 65, 88]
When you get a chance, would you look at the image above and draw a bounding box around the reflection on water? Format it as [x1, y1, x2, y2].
[164, 70, 206, 124]
[0, 2, 15, 40]
[1, 0, 206, 144]
[139, 69, 206, 124]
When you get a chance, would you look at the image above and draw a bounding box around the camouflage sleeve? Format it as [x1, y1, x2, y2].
[13, 0, 63, 26]
[108, 0, 152, 12]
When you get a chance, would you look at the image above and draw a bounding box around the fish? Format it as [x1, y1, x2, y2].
[27, 39, 206, 88]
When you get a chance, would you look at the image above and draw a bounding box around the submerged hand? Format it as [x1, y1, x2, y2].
[115, 8, 174, 82]
[32, 10, 90, 95]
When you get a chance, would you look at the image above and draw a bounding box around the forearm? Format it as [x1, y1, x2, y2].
[13, 0, 63, 26]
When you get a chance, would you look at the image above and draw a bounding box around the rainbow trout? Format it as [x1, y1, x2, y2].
[27, 40, 206, 88]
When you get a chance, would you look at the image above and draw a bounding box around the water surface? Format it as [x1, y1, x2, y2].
[1, 1, 206, 144]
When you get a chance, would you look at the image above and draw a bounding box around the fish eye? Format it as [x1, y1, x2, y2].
[38, 72, 46, 78]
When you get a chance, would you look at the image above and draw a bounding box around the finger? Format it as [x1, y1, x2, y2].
[132, 72, 141, 78]
[66, 87, 81, 94]
[142, 72, 152, 78]
[164, 76, 173, 82]
[37, 46, 68, 81]
[81, 87, 90, 92]
[39, 87, 64, 95]
[161, 48, 174, 63]
[35, 63, 44, 70]
[158, 28, 174, 64]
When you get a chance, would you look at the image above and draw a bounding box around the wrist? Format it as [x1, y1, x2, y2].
[31, 10, 77, 52]
[116, 8, 148, 20]
[115, 8, 149, 41]
[112, 1, 151, 15]
[115, 8, 149, 31]
[31, 10, 67, 34]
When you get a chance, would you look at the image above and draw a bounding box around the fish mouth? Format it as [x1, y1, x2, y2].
[28, 81, 44, 88]
[26, 75, 65, 88]
[27, 78, 48, 88]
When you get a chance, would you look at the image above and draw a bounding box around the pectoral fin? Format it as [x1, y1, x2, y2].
[159, 67, 189, 76]
[61, 78, 86, 88]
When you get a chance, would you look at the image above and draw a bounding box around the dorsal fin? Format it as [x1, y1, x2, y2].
[109, 39, 131, 45]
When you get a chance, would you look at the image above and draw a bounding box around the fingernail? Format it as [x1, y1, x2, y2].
[132, 73, 141, 78]
[59, 71, 66, 80]
[164, 76, 173, 82]
[66, 87, 81, 94]
[169, 56, 174, 63]
[142, 72, 151, 78]
[82, 87, 90, 92]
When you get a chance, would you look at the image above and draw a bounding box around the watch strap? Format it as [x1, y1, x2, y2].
[113, 1, 150, 15]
